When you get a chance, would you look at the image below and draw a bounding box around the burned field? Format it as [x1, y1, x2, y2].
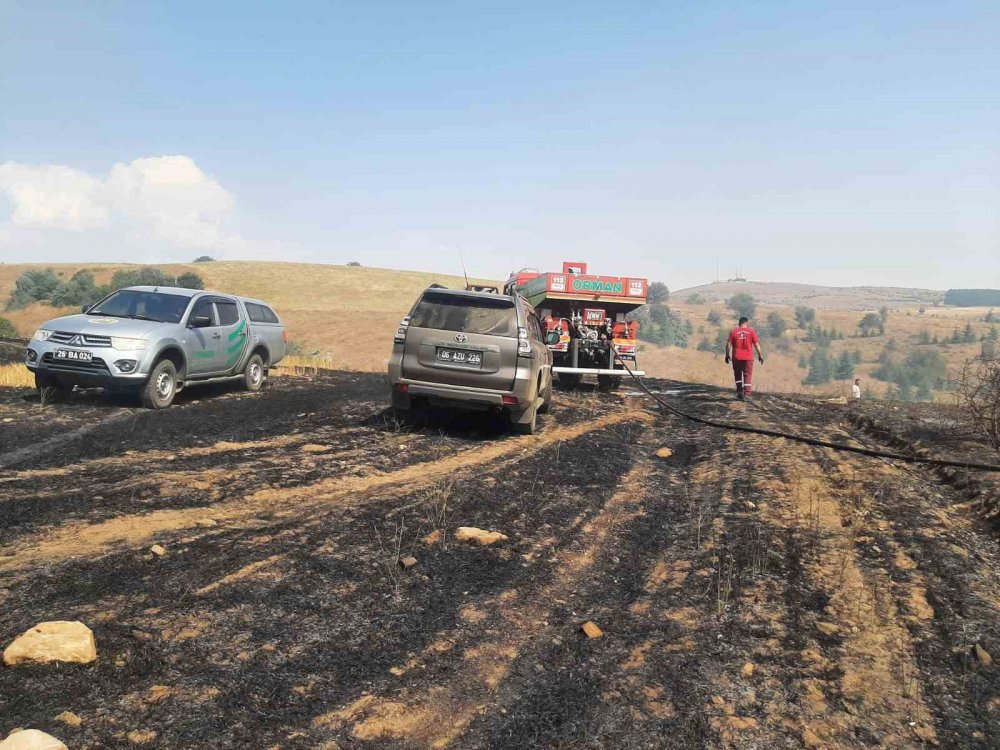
[0, 374, 998, 749]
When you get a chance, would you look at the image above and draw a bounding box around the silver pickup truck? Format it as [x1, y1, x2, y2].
[25, 285, 286, 408]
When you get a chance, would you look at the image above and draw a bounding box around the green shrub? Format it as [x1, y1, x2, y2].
[727, 293, 756, 320]
[175, 272, 205, 290]
[0, 317, 19, 338]
[7, 269, 60, 309]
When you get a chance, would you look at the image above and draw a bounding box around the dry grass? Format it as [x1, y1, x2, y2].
[0, 363, 34, 389]
[273, 355, 341, 376]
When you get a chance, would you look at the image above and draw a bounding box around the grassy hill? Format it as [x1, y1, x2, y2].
[674, 280, 943, 310]
[1, 262, 994, 399]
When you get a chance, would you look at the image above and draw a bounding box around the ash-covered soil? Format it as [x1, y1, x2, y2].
[0, 374, 997, 749]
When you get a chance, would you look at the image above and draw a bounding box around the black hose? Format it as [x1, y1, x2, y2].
[612, 352, 1000, 474]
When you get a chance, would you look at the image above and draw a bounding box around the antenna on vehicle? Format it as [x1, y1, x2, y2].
[459, 249, 471, 290]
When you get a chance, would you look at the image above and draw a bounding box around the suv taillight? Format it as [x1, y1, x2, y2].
[517, 327, 533, 357]
[394, 316, 411, 344]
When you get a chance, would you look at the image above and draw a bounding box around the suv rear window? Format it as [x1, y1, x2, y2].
[410, 292, 518, 337]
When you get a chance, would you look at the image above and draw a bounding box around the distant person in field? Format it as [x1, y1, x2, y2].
[852, 378, 862, 400]
[725, 317, 764, 400]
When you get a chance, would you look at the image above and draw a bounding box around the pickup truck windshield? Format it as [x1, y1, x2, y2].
[410, 293, 518, 337]
[88, 290, 191, 324]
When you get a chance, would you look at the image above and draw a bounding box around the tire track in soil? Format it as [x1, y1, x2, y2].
[0, 408, 650, 572]
[0, 413, 653, 748]
[811, 446, 1000, 748]
[308, 459, 657, 747]
[455, 419, 735, 749]
[0, 427, 427, 543]
[740, 433, 941, 749]
[758, 393, 1000, 745]
[304, 418, 686, 749]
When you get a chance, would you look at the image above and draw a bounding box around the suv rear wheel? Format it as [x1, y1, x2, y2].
[509, 403, 538, 435]
[142, 359, 178, 409]
[538, 379, 553, 414]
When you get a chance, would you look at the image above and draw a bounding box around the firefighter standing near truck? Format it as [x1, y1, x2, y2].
[725, 317, 764, 400]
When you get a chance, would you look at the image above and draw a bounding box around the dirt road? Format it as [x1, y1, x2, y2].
[0, 374, 997, 749]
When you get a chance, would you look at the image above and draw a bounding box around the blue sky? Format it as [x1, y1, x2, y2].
[2, 1, 998, 290]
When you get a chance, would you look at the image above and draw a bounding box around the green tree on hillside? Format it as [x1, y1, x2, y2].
[727, 293, 757, 320]
[794, 306, 816, 328]
[50, 270, 99, 307]
[175, 272, 205, 290]
[7, 269, 60, 310]
[193, 255, 215, 262]
[110, 267, 173, 289]
[873, 349, 946, 401]
[803, 347, 833, 385]
[0, 317, 18, 338]
[646, 282, 670, 304]
[765, 312, 788, 338]
[859, 312, 884, 337]
[833, 351, 855, 380]
[628, 304, 692, 348]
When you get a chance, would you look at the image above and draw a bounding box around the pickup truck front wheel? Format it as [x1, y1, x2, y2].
[142, 359, 178, 409]
[35, 373, 70, 403]
[243, 354, 265, 392]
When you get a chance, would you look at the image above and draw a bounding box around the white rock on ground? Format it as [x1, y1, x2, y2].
[0, 729, 68, 750]
[3, 621, 97, 666]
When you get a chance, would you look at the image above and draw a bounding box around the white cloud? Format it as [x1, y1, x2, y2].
[0, 155, 248, 259]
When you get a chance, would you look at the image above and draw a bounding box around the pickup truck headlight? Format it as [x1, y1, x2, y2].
[112, 337, 149, 351]
[32, 329, 54, 342]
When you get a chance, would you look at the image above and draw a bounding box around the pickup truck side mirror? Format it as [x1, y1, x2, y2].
[189, 315, 212, 328]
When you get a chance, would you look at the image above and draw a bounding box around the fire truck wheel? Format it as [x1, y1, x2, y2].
[557, 372, 581, 388]
[598, 375, 622, 392]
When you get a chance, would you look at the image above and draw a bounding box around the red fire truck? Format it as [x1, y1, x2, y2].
[504, 261, 648, 389]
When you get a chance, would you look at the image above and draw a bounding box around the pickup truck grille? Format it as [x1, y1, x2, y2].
[41, 353, 110, 373]
[49, 331, 113, 347]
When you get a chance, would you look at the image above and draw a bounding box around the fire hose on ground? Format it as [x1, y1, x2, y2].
[609, 350, 1000, 474]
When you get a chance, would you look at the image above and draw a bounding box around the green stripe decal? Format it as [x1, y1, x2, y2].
[227, 321, 246, 342]
[227, 340, 244, 355]
[193, 351, 213, 360]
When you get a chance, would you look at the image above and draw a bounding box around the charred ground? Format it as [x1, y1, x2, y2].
[0, 372, 997, 749]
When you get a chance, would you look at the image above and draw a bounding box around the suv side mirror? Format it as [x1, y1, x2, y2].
[189, 314, 212, 328]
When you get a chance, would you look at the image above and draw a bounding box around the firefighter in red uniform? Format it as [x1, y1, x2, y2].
[725, 317, 764, 400]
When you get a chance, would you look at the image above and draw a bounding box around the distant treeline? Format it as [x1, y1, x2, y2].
[944, 289, 1000, 307]
[6, 267, 205, 311]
